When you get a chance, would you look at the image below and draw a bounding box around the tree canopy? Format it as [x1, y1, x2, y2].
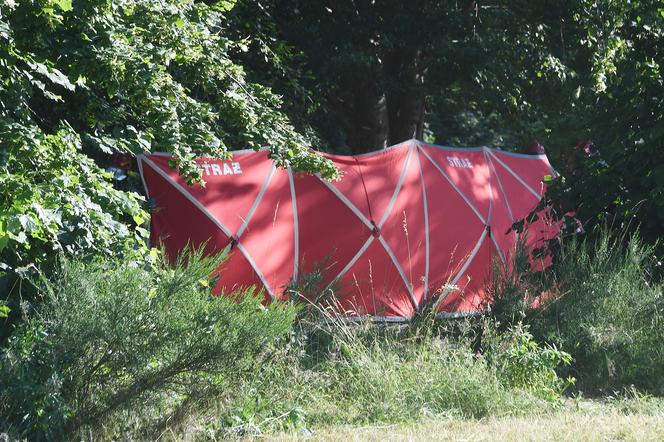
[1, 0, 663, 297]
[0, 0, 337, 293]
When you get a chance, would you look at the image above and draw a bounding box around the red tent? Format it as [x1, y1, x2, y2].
[138, 139, 557, 320]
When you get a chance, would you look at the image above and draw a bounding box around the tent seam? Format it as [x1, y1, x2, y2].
[287, 167, 299, 281]
[325, 236, 375, 292]
[415, 143, 430, 303]
[378, 236, 418, 311]
[378, 145, 413, 228]
[236, 165, 276, 238]
[419, 147, 486, 224]
[317, 178, 374, 229]
[137, 155, 150, 199]
[488, 151, 542, 200]
[432, 228, 488, 311]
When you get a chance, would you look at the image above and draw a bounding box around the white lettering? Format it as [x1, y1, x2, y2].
[199, 161, 244, 176]
[446, 156, 474, 168]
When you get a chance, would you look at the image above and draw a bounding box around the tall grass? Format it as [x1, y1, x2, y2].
[488, 228, 664, 395]
[193, 305, 573, 438]
[533, 230, 664, 394]
[4, 227, 660, 439]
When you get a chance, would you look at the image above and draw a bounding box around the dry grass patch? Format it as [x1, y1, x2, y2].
[271, 411, 664, 441]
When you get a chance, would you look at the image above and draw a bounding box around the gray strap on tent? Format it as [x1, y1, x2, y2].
[354, 157, 380, 237]
[228, 235, 239, 250]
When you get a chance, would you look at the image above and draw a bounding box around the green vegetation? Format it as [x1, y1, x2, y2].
[1, 230, 662, 439]
[1, 0, 663, 439]
[219, 317, 572, 430]
[532, 232, 664, 395]
[487, 227, 664, 399]
[0, 251, 573, 439]
[0, 250, 296, 439]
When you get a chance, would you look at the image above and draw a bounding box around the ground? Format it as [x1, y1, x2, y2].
[265, 403, 664, 441]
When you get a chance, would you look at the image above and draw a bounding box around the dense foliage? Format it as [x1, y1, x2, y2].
[489, 229, 664, 395]
[0, 249, 296, 440]
[534, 232, 664, 394]
[0, 0, 337, 301]
[0, 247, 573, 439]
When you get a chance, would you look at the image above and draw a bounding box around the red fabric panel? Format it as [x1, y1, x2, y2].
[334, 239, 415, 317]
[147, 152, 274, 234]
[487, 157, 519, 271]
[523, 209, 559, 271]
[238, 168, 295, 299]
[142, 159, 229, 256]
[418, 147, 486, 310]
[419, 145, 492, 221]
[213, 248, 271, 302]
[293, 173, 371, 290]
[140, 157, 268, 301]
[490, 158, 542, 222]
[380, 151, 427, 307]
[324, 148, 408, 224]
[488, 152, 557, 271]
[490, 151, 554, 199]
[437, 237, 492, 312]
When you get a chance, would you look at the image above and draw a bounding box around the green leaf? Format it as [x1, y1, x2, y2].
[213, 0, 236, 12]
[28, 61, 76, 91]
[0, 301, 10, 319]
[53, 0, 73, 12]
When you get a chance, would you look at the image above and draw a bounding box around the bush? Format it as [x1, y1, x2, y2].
[531, 230, 664, 394]
[0, 124, 149, 342]
[0, 249, 297, 440]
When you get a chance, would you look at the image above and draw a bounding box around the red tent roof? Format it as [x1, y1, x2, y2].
[138, 139, 557, 320]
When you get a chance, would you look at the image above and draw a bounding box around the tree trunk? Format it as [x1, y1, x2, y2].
[385, 48, 426, 145]
[344, 90, 390, 154]
[341, 49, 426, 154]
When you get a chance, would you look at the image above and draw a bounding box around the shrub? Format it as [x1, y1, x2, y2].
[0, 124, 149, 343]
[0, 249, 297, 440]
[531, 230, 664, 394]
